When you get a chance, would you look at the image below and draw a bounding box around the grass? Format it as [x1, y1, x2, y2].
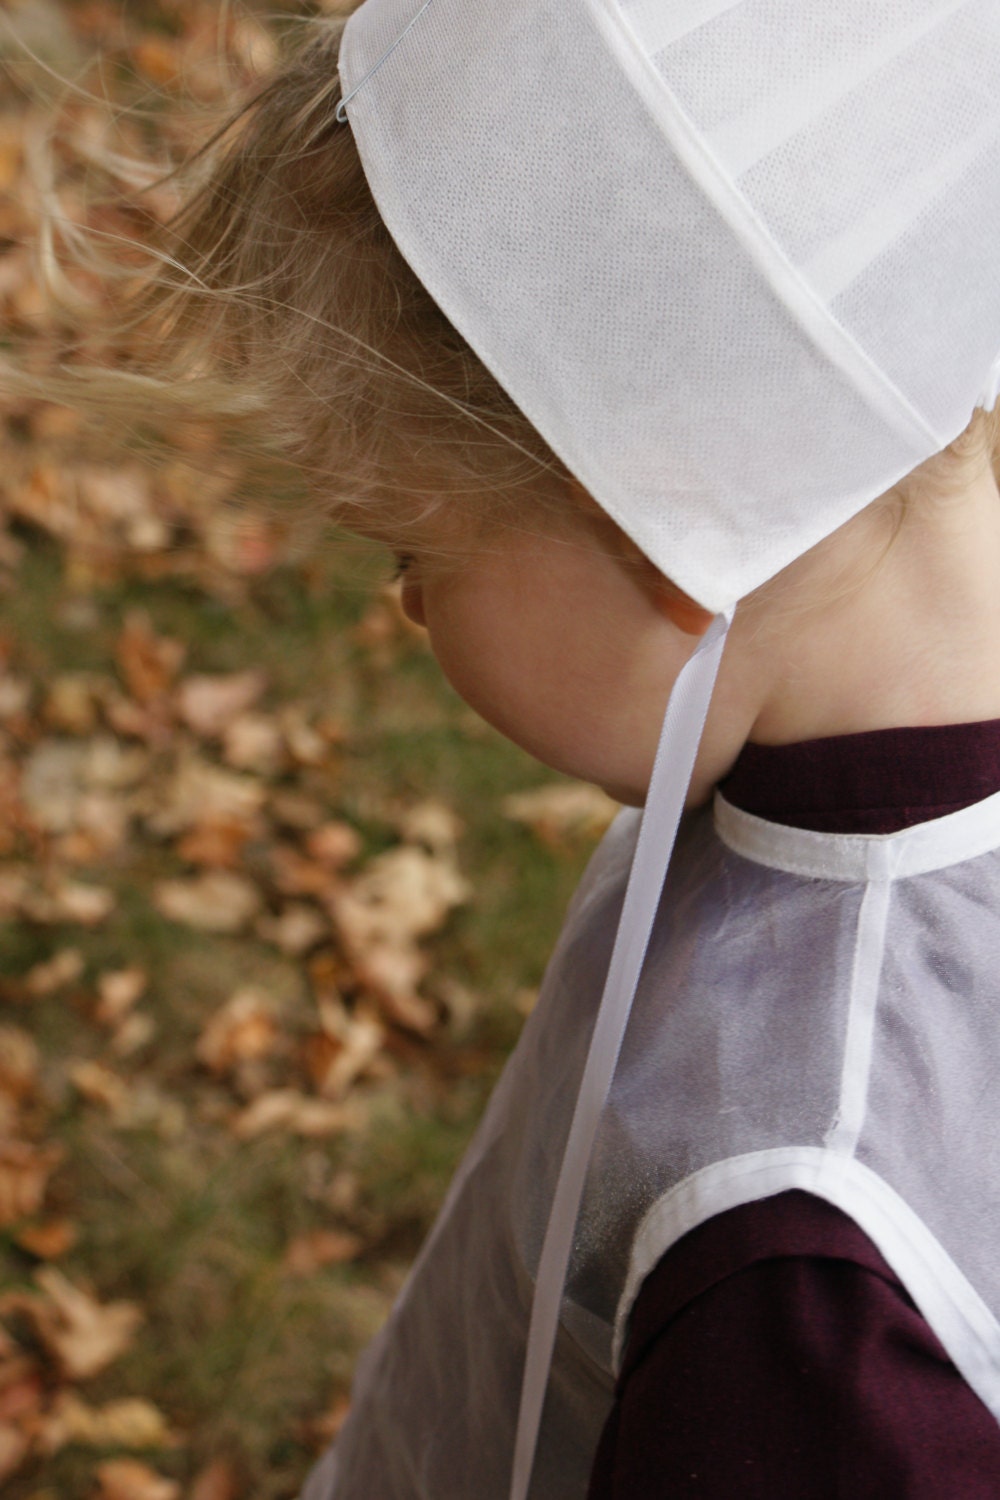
[0, 524, 596, 1498]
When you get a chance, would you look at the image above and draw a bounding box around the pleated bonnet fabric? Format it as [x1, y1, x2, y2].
[338, 0, 1000, 612]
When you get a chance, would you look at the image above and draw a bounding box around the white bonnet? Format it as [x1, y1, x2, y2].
[338, 0, 1000, 611]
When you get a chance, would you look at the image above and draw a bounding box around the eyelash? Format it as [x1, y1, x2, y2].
[391, 554, 415, 581]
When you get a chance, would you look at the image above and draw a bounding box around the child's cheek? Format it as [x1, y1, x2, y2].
[400, 577, 425, 627]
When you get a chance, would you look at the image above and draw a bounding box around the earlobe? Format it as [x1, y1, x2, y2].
[650, 574, 715, 636]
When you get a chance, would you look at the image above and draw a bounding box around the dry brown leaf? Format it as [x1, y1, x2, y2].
[110, 1013, 158, 1059]
[268, 845, 336, 898]
[176, 669, 267, 739]
[153, 872, 261, 933]
[0, 870, 28, 924]
[270, 790, 327, 831]
[230, 1090, 358, 1140]
[301, 1391, 352, 1448]
[95, 1458, 180, 1500]
[20, 880, 115, 926]
[0, 1422, 28, 1484]
[255, 903, 329, 956]
[24, 948, 84, 997]
[0, 1026, 39, 1102]
[43, 1392, 172, 1452]
[26, 1268, 142, 1380]
[14, 1218, 76, 1259]
[188, 1456, 240, 1500]
[279, 706, 327, 766]
[397, 799, 464, 853]
[0, 1337, 44, 1416]
[175, 819, 251, 869]
[307, 1001, 385, 1098]
[334, 846, 470, 944]
[95, 968, 148, 1026]
[195, 990, 278, 1074]
[69, 1060, 131, 1114]
[501, 783, 620, 845]
[330, 846, 469, 1033]
[44, 673, 105, 734]
[305, 821, 362, 868]
[353, 948, 437, 1034]
[0, 674, 31, 721]
[222, 711, 285, 774]
[20, 743, 91, 833]
[0, 1142, 63, 1227]
[282, 1228, 363, 1276]
[131, 35, 182, 85]
[115, 612, 186, 705]
[143, 752, 265, 838]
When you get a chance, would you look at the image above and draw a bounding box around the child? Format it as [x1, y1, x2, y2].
[43, 2, 1000, 1495]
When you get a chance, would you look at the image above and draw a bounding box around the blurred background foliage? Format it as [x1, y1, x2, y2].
[0, 3, 616, 1495]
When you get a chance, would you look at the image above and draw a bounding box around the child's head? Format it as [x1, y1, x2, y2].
[30, 9, 1000, 803]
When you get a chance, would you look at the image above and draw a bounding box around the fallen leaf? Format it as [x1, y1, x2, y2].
[396, 799, 464, 853]
[70, 1060, 131, 1114]
[143, 752, 265, 838]
[268, 845, 336, 898]
[305, 821, 362, 868]
[21, 880, 115, 926]
[279, 706, 327, 767]
[14, 1219, 77, 1260]
[0, 1026, 39, 1102]
[195, 990, 278, 1074]
[0, 1422, 28, 1483]
[222, 711, 285, 774]
[306, 1001, 385, 1098]
[230, 1090, 358, 1139]
[111, 1013, 158, 1058]
[0, 675, 31, 720]
[330, 846, 469, 1034]
[95, 1458, 180, 1500]
[95, 968, 148, 1026]
[176, 669, 267, 739]
[282, 1228, 363, 1276]
[43, 673, 104, 734]
[270, 790, 327, 831]
[0, 1142, 63, 1227]
[153, 872, 261, 933]
[188, 1457, 240, 1500]
[43, 1392, 172, 1451]
[255, 902, 328, 956]
[131, 36, 182, 85]
[24, 948, 85, 997]
[175, 819, 251, 869]
[25, 1268, 142, 1379]
[115, 612, 185, 705]
[501, 783, 620, 846]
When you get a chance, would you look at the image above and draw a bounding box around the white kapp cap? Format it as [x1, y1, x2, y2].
[338, 0, 1000, 614]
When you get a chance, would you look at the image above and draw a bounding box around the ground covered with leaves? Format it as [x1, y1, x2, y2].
[0, 3, 617, 1495]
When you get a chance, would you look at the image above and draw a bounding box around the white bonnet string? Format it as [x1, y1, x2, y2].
[509, 607, 733, 1500]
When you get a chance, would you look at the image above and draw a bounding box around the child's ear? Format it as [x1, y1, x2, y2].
[648, 572, 715, 636]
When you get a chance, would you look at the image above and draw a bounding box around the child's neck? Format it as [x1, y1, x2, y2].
[747, 455, 1000, 748]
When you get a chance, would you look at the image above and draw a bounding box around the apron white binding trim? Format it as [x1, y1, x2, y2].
[615, 1147, 1000, 1424]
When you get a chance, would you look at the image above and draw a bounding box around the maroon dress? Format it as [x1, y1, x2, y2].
[587, 721, 1000, 1498]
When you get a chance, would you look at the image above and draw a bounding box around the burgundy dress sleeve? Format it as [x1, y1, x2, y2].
[587, 1192, 1000, 1499]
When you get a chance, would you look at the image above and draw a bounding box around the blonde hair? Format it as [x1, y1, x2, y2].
[27, 18, 572, 549]
[18, 16, 1000, 554]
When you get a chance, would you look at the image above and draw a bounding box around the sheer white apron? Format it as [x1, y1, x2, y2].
[302, 786, 1000, 1499]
